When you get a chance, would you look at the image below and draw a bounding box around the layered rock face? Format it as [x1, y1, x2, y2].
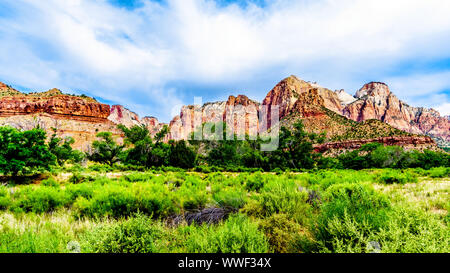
[169, 95, 260, 140]
[0, 75, 447, 152]
[108, 105, 166, 136]
[261, 75, 343, 128]
[167, 76, 442, 152]
[343, 82, 450, 146]
[314, 136, 437, 154]
[0, 90, 110, 122]
[0, 85, 122, 150]
[335, 89, 357, 106]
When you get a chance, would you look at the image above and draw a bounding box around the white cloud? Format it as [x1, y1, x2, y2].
[435, 103, 450, 116]
[0, 0, 450, 121]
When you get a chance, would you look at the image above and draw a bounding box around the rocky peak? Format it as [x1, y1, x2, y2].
[262, 75, 344, 127]
[355, 82, 390, 99]
[42, 88, 63, 96]
[0, 82, 21, 97]
[344, 82, 449, 145]
[226, 94, 259, 107]
[108, 105, 141, 127]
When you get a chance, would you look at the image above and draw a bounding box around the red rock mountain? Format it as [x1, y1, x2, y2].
[343, 82, 450, 147]
[0, 75, 447, 152]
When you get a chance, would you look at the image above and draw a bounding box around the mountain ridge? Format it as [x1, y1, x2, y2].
[0, 76, 447, 151]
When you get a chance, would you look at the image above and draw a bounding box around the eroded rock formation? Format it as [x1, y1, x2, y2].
[343, 82, 450, 146]
[314, 136, 437, 154]
[0, 75, 447, 152]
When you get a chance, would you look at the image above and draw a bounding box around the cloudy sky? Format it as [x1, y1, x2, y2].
[1, 0, 449, 121]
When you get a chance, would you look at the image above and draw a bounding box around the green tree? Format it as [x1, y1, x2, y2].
[118, 125, 170, 167]
[48, 129, 83, 165]
[88, 132, 124, 166]
[272, 120, 325, 169]
[0, 126, 55, 175]
[168, 140, 197, 168]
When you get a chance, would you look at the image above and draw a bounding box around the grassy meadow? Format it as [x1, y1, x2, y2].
[0, 166, 448, 253]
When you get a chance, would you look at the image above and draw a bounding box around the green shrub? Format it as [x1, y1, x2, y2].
[185, 214, 269, 253]
[315, 206, 450, 253]
[81, 214, 164, 253]
[373, 207, 449, 253]
[11, 186, 70, 213]
[259, 213, 304, 253]
[88, 164, 114, 172]
[212, 188, 247, 209]
[176, 181, 208, 211]
[74, 183, 176, 218]
[316, 183, 391, 250]
[122, 172, 154, 182]
[0, 186, 11, 209]
[425, 167, 450, 178]
[377, 169, 418, 184]
[68, 172, 88, 184]
[41, 177, 59, 187]
[259, 179, 311, 223]
[66, 183, 95, 201]
[245, 172, 265, 192]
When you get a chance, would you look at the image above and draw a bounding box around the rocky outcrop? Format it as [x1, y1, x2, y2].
[343, 82, 450, 146]
[168, 95, 260, 140]
[0, 85, 123, 150]
[0, 88, 110, 122]
[0, 113, 123, 150]
[314, 136, 437, 154]
[108, 105, 140, 128]
[335, 89, 357, 106]
[261, 75, 343, 128]
[0, 76, 446, 152]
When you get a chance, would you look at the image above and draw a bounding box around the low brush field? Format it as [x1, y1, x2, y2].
[0, 167, 448, 253]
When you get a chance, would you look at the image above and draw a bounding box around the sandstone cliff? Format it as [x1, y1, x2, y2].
[314, 136, 437, 155]
[0, 76, 446, 153]
[0, 84, 122, 150]
[108, 105, 166, 136]
[261, 75, 343, 128]
[169, 95, 260, 140]
[343, 82, 450, 146]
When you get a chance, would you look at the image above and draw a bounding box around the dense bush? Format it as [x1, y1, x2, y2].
[337, 144, 449, 170]
[82, 214, 164, 253]
[259, 213, 304, 253]
[74, 183, 176, 218]
[11, 186, 70, 213]
[258, 179, 311, 223]
[377, 169, 418, 184]
[184, 214, 269, 253]
[0, 126, 55, 175]
[315, 183, 391, 251]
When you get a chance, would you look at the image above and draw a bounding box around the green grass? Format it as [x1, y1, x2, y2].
[0, 167, 448, 253]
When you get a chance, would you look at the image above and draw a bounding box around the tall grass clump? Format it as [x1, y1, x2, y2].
[257, 178, 311, 223]
[184, 214, 269, 253]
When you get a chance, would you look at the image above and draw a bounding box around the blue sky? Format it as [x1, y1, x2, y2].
[0, 0, 449, 122]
